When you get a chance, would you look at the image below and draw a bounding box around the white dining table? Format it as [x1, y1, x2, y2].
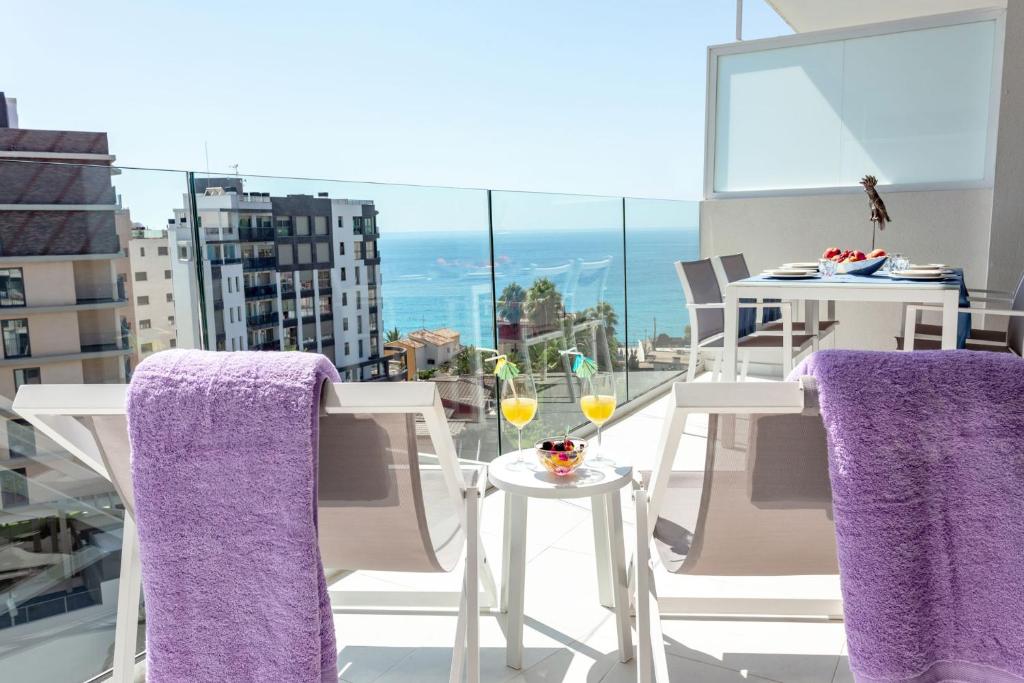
[723, 273, 963, 381]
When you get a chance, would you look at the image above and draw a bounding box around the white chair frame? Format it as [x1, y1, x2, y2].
[632, 379, 843, 683]
[675, 260, 807, 381]
[903, 303, 1024, 354]
[12, 381, 496, 683]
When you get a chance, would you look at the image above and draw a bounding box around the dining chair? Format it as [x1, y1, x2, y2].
[675, 258, 815, 380]
[632, 379, 840, 683]
[899, 271, 1024, 355]
[712, 253, 838, 349]
[13, 381, 493, 683]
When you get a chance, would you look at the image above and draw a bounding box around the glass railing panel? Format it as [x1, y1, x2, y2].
[624, 198, 700, 400]
[188, 173, 499, 461]
[0, 161, 195, 682]
[489, 191, 626, 454]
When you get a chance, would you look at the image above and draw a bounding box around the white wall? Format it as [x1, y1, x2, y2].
[700, 187, 993, 349]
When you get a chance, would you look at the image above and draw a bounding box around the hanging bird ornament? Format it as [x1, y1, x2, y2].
[860, 175, 892, 250]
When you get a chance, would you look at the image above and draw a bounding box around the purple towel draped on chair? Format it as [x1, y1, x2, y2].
[791, 350, 1024, 683]
[127, 350, 340, 682]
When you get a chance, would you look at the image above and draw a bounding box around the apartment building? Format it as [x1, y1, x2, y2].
[0, 93, 132, 412]
[168, 178, 385, 379]
[406, 327, 462, 369]
[127, 228, 177, 359]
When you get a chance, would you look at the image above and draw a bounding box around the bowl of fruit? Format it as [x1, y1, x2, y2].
[535, 438, 587, 476]
[822, 247, 888, 276]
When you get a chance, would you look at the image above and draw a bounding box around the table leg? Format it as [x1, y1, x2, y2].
[505, 493, 528, 669]
[604, 491, 633, 663]
[723, 288, 739, 381]
[941, 289, 959, 350]
[804, 299, 820, 352]
[500, 493, 512, 613]
[591, 494, 613, 608]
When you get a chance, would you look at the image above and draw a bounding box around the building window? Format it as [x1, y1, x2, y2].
[356, 291, 362, 310]
[344, 342, 350, 355]
[169, 338, 177, 348]
[165, 269, 172, 279]
[139, 319, 152, 330]
[178, 245, 189, 260]
[297, 243, 312, 264]
[2, 319, 30, 358]
[295, 216, 311, 236]
[278, 244, 294, 267]
[141, 342, 153, 353]
[316, 242, 329, 263]
[343, 317, 349, 331]
[342, 292, 348, 306]
[337, 216, 345, 229]
[314, 216, 328, 236]
[138, 295, 150, 305]
[353, 217, 363, 234]
[168, 315, 175, 324]
[357, 316, 363, 334]
[135, 272, 148, 282]
[13, 367, 40, 390]
[158, 246, 169, 256]
[355, 266, 361, 285]
[229, 308, 235, 324]
[339, 242, 345, 256]
[275, 216, 293, 237]
[140, 247, 146, 257]
[358, 339, 364, 356]
[166, 293, 173, 302]
[0, 268, 26, 307]
[340, 267, 346, 282]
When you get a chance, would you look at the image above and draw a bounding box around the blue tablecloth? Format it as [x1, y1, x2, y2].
[741, 270, 971, 348]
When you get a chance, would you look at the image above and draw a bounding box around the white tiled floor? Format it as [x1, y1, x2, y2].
[330, 378, 851, 683]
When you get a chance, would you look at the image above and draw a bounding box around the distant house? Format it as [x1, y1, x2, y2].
[405, 328, 461, 368]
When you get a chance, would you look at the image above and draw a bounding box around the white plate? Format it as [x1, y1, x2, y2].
[764, 270, 819, 279]
[782, 262, 820, 269]
[908, 263, 948, 270]
[891, 270, 946, 280]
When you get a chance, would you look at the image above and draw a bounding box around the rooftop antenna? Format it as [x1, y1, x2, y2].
[230, 164, 239, 177]
[204, 141, 210, 176]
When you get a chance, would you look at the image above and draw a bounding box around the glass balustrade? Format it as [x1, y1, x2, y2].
[0, 161, 697, 682]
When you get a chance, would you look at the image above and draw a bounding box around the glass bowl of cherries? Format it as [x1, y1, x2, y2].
[535, 438, 588, 476]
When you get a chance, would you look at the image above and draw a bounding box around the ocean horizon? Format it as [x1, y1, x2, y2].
[379, 226, 699, 347]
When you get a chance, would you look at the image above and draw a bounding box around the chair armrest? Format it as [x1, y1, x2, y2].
[909, 304, 1024, 318]
[971, 288, 1014, 297]
[968, 294, 1013, 304]
[686, 301, 794, 311]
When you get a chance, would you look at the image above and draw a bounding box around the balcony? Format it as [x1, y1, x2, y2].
[244, 285, 276, 299]
[247, 312, 279, 327]
[249, 339, 280, 351]
[209, 257, 242, 266]
[238, 227, 275, 242]
[242, 257, 276, 270]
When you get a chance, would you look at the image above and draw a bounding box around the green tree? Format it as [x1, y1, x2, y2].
[525, 278, 564, 330]
[385, 326, 402, 343]
[451, 345, 478, 376]
[497, 282, 526, 324]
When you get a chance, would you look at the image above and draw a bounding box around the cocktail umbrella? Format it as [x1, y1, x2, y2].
[571, 354, 597, 379]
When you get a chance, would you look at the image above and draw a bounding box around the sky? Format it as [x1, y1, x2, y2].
[3, 1, 790, 228]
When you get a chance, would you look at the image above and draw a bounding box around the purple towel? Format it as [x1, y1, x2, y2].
[790, 350, 1024, 683]
[127, 350, 340, 682]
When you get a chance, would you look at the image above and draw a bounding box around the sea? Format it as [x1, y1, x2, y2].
[379, 227, 699, 346]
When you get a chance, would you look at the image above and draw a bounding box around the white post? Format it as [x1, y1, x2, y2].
[736, 0, 744, 41]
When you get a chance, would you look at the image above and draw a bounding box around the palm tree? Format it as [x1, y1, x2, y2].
[592, 301, 619, 337]
[385, 326, 402, 343]
[525, 278, 563, 331]
[497, 282, 526, 324]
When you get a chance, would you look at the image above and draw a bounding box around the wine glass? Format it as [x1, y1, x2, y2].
[500, 374, 538, 470]
[580, 372, 617, 466]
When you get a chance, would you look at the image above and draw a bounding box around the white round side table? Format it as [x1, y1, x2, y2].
[488, 450, 634, 669]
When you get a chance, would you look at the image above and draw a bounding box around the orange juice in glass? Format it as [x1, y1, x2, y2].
[580, 372, 617, 465]
[500, 374, 538, 470]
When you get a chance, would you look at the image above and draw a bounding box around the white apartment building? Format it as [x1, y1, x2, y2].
[168, 179, 385, 379]
[127, 229, 177, 359]
[406, 328, 462, 368]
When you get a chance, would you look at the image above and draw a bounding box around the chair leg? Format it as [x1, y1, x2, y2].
[686, 342, 698, 382]
[450, 487, 481, 683]
[449, 581, 467, 683]
[112, 515, 142, 683]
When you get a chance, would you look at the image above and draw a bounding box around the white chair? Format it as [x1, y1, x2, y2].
[12, 382, 493, 683]
[675, 258, 815, 380]
[632, 379, 840, 683]
[901, 272, 1024, 355]
[713, 253, 839, 349]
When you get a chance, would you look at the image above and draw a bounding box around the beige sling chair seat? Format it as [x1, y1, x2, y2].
[13, 381, 492, 683]
[631, 379, 840, 683]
